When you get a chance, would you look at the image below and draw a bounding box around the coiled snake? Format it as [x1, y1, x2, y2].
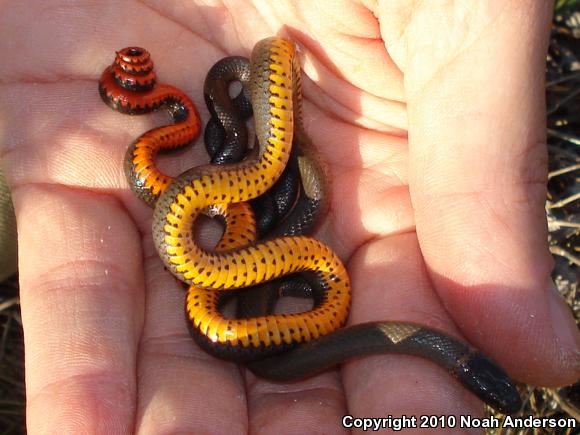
[99, 37, 522, 414]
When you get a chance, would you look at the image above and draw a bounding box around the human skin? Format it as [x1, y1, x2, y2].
[1, 0, 578, 434]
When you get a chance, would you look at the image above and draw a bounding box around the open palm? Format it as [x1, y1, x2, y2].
[2, 1, 578, 433]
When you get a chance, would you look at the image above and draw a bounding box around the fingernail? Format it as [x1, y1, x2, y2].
[548, 279, 580, 367]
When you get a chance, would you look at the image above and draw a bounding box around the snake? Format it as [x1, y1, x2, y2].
[203, 55, 326, 238]
[203, 54, 332, 328]
[99, 38, 522, 414]
[98, 46, 258, 252]
[98, 46, 204, 206]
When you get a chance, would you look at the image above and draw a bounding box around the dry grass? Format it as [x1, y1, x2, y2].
[0, 276, 24, 434]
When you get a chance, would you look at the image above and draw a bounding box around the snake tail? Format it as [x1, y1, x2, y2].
[99, 46, 201, 205]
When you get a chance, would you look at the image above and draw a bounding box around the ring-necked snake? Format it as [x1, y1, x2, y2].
[203, 55, 326, 238]
[99, 38, 522, 414]
[99, 47, 256, 244]
[203, 55, 330, 320]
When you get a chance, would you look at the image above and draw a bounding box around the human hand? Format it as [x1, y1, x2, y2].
[2, 1, 578, 433]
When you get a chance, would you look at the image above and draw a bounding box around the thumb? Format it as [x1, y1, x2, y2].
[379, 0, 579, 386]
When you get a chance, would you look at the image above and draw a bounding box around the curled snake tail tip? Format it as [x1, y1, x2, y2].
[456, 352, 522, 414]
[99, 46, 201, 204]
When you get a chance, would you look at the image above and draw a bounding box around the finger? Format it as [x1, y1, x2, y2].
[246, 372, 348, 434]
[14, 185, 143, 433]
[243, 0, 408, 132]
[380, 1, 579, 384]
[344, 234, 486, 423]
[1, 7, 147, 425]
[263, 0, 406, 103]
[245, 299, 349, 435]
[135, 234, 248, 434]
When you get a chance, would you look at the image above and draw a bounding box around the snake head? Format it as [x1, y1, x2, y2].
[455, 351, 522, 414]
